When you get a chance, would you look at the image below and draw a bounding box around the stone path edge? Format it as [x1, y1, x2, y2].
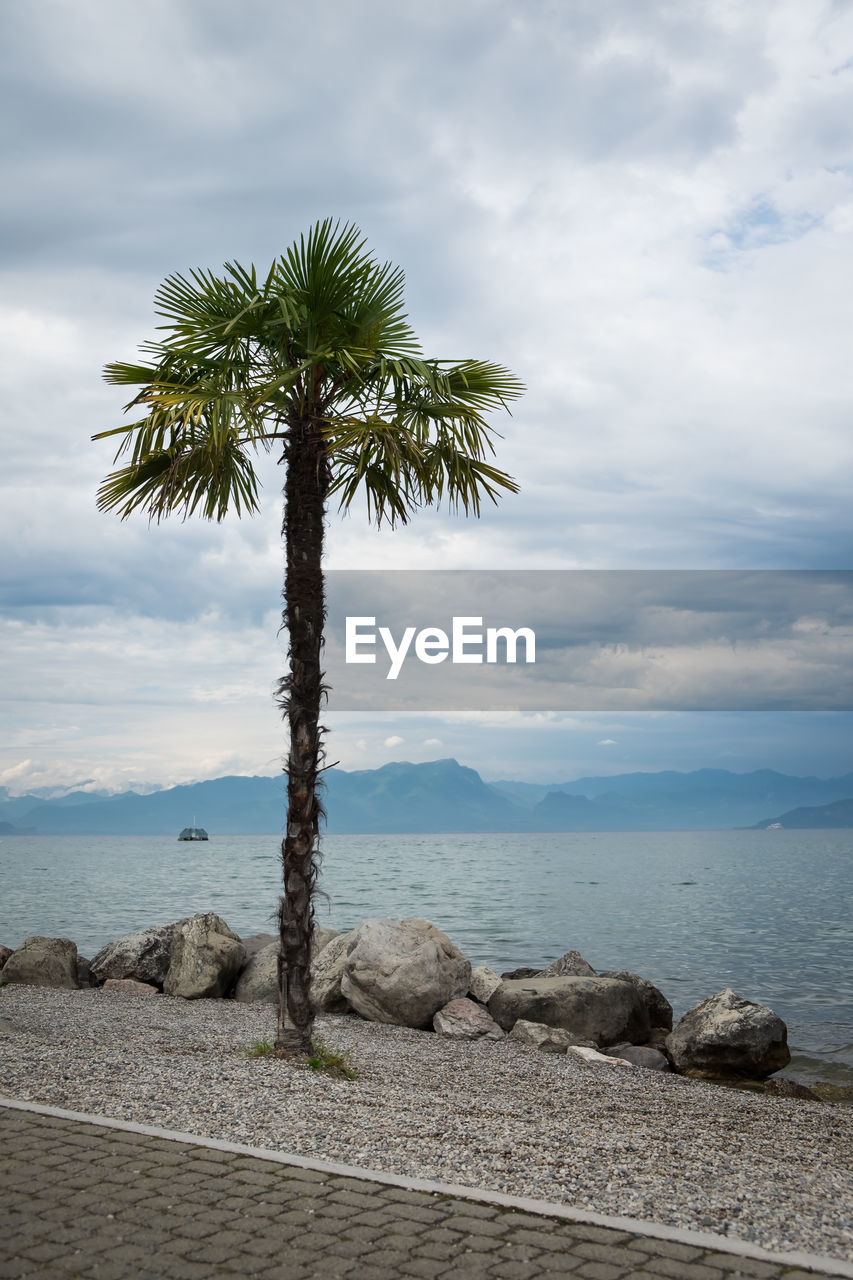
[3, 1094, 850, 1279]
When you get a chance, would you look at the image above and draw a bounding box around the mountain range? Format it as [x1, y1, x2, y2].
[2, 759, 852, 834]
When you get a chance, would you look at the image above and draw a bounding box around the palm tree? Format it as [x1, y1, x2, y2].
[93, 220, 524, 1055]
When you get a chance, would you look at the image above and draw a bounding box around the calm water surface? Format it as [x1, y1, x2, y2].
[1, 829, 850, 1084]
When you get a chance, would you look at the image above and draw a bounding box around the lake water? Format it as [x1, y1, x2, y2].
[1, 829, 850, 1085]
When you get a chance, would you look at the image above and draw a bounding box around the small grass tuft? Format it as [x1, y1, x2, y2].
[243, 1035, 358, 1078]
[245, 1037, 276, 1057]
[307, 1037, 359, 1080]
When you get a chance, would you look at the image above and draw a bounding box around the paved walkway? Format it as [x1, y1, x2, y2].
[1, 1101, 850, 1280]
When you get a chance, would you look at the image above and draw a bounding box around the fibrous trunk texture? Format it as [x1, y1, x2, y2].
[276, 413, 329, 1054]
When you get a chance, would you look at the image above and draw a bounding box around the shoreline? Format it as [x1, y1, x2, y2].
[1, 984, 851, 1263]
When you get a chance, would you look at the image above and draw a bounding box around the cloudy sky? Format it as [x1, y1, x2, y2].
[2, 0, 853, 795]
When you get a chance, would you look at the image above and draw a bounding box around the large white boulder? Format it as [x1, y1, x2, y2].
[163, 913, 246, 999]
[309, 931, 353, 1013]
[666, 988, 791, 1079]
[233, 942, 279, 1003]
[90, 924, 176, 988]
[488, 975, 650, 1046]
[341, 918, 471, 1029]
[234, 926, 340, 1004]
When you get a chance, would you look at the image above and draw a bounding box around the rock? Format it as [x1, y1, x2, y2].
[469, 966, 502, 1004]
[606, 1044, 671, 1072]
[508, 1019, 593, 1053]
[567, 1045, 635, 1068]
[0, 945, 12, 970]
[666, 988, 791, 1079]
[500, 967, 542, 980]
[313, 926, 340, 956]
[103, 978, 159, 996]
[341, 918, 471, 1029]
[763, 1077, 820, 1101]
[90, 924, 176, 988]
[0, 936, 80, 989]
[234, 942, 278, 1003]
[163, 913, 246, 1000]
[235, 926, 343, 1004]
[310, 932, 353, 1013]
[811, 1082, 853, 1104]
[488, 976, 650, 1046]
[433, 998, 504, 1040]
[240, 933, 277, 961]
[76, 956, 94, 988]
[543, 949, 596, 978]
[646, 1027, 671, 1053]
[600, 970, 673, 1032]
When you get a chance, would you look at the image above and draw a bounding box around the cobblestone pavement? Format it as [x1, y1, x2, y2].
[1, 1104, 849, 1280]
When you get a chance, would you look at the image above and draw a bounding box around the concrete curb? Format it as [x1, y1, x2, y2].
[3, 1095, 851, 1278]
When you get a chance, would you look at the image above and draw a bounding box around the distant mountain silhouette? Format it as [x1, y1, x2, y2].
[3, 760, 853, 834]
[752, 796, 853, 829]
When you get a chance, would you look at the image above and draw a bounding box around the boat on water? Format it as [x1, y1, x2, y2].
[178, 826, 209, 841]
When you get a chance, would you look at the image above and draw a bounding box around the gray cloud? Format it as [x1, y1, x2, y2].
[2, 0, 853, 787]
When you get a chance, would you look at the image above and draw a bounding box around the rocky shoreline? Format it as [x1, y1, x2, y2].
[0, 912, 836, 1093]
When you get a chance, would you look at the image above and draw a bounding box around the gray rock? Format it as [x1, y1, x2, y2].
[75, 956, 94, 988]
[313, 926, 340, 957]
[543, 949, 596, 978]
[234, 942, 279, 1003]
[488, 976, 650, 1046]
[90, 924, 176, 988]
[567, 1044, 635, 1068]
[433, 998, 505, 1040]
[103, 978, 159, 996]
[666, 988, 791, 1079]
[469, 966, 502, 1004]
[341, 918, 471, 1029]
[812, 1081, 853, 1103]
[163, 913, 246, 1000]
[235, 926, 342, 1004]
[606, 1044, 671, 1071]
[763, 1077, 820, 1101]
[600, 970, 673, 1031]
[500, 967, 542, 980]
[508, 1019, 592, 1053]
[0, 945, 12, 970]
[240, 933, 277, 961]
[310, 932, 353, 1013]
[1, 936, 80, 989]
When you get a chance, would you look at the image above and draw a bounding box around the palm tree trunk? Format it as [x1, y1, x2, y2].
[275, 414, 329, 1054]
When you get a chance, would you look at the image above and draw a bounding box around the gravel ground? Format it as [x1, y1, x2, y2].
[1, 984, 851, 1263]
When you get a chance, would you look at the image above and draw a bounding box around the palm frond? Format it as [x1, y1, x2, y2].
[95, 220, 524, 528]
[96, 432, 261, 522]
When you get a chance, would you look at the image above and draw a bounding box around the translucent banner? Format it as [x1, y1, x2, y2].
[320, 570, 853, 711]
